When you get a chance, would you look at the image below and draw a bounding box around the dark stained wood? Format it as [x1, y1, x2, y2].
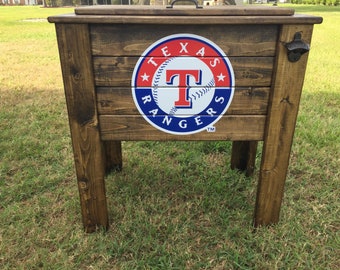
[231, 141, 258, 177]
[75, 5, 295, 16]
[48, 14, 322, 25]
[93, 56, 274, 87]
[99, 115, 266, 141]
[55, 24, 108, 233]
[90, 24, 278, 57]
[254, 24, 315, 227]
[96, 87, 270, 115]
[104, 141, 122, 173]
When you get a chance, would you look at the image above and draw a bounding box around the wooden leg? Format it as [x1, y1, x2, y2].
[73, 127, 109, 233]
[231, 141, 258, 177]
[56, 24, 109, 232]
[254, 24, 315, 227]
[104, 141, 122, 173]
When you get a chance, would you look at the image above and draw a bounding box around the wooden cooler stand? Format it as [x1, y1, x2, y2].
[48, 4, 322, 233]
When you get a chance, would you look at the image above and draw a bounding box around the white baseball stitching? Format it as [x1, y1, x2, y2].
[189, 78, 215, 101]
[169, 78, 215, 115]
[152, 58, 215, 116]
[152, 57, 175, 105]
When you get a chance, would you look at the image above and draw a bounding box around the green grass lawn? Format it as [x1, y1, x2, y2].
[0, 4, 339, 269]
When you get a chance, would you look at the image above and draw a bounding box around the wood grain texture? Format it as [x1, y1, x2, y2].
[104, 141, 122, 173]
[75, 5, 295, 16]
[48, 14, 322, 25]
[254, 24, 315, 227]
[93, 56, 274, 87]
[90, 24, 278, 57]
[96, 87, 270, 115]
[99, 115, 266, 141]
[55, 24, 108, 232]
[231, 141, 258, 177]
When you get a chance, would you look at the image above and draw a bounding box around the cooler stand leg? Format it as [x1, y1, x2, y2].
[104, 141, 122, 174]
[231, 141, 258, 177]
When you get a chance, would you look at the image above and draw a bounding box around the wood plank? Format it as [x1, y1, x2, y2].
[76, 6, 295, 17]
[93, 56, 274, 87]
[48, 14, 323, 25]
[99, 115, 266, 141]
[90, 24, 278, 57]
[96, 87, 270, 115]
[104, 141, 122, 173]
[254, 24, 315, 227]
[231, 141, 258, 177]
[55, 23, 108, 233]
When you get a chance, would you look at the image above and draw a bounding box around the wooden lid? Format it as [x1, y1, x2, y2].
[48, 5, 322, 25]
[75, 5, 295, 17]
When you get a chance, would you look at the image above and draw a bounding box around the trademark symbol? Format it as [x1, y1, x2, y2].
[207, 126, 216, 132]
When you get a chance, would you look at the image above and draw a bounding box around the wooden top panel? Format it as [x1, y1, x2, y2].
[48, 5, 322, 25]
[75, 5, 294, 16]
[48, 14, 322, 25]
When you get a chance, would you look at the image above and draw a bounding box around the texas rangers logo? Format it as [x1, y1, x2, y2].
[131, 33, 235, 135]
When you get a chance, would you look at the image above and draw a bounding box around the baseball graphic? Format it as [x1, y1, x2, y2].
[131, 33, 235, 135]
[152, 56, 216, 117]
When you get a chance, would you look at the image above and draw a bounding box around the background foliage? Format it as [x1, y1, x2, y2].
[291, 0, 339, 6]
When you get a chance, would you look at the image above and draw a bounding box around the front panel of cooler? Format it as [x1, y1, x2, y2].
[93, 24, 275, 141]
